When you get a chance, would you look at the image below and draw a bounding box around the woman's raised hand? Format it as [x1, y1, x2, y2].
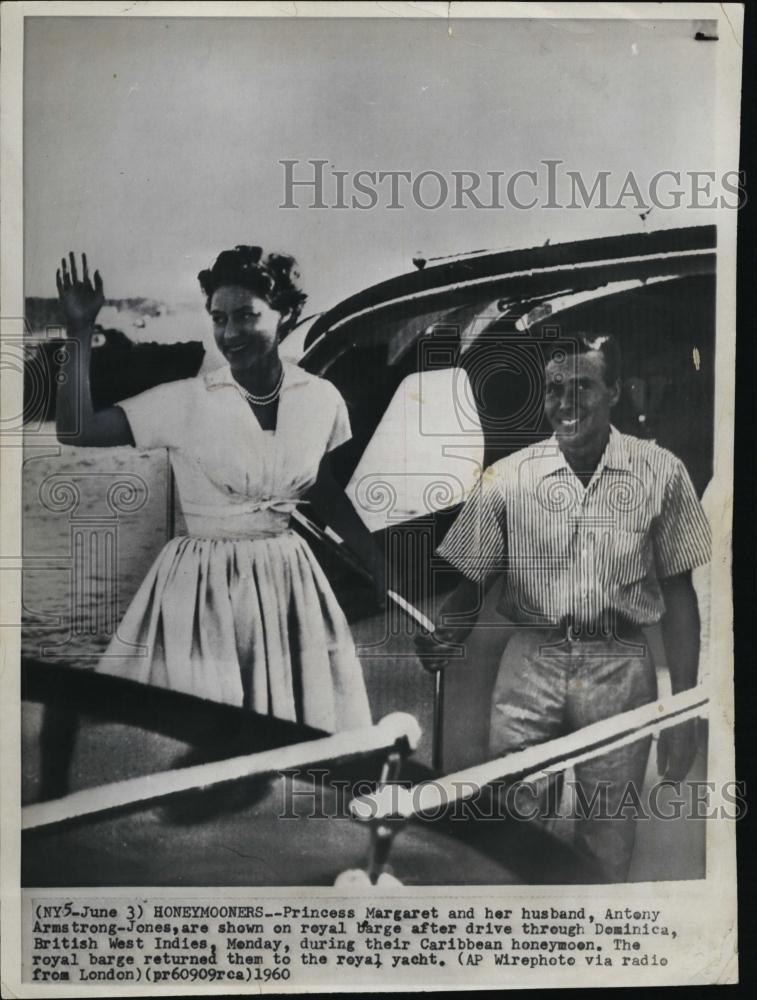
[56, 252, 104, 332]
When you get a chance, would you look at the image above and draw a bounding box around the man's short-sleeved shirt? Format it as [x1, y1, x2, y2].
[436, 427, 711, 627]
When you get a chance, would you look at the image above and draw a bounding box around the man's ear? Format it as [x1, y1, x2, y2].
[608, 379, 622, 408]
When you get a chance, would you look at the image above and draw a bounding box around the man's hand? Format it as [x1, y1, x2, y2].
[56, 252, 104, 332]
[413, 576, 482, 673]
[656, 718, 699, 782]
[414, 628, 463, 674]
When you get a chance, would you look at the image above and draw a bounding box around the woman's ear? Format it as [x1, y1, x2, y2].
[277, 308, 296, 340]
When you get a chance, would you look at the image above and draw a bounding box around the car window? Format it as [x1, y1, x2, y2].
[345, 367, 485, 533]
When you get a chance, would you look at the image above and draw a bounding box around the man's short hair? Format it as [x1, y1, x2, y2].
[545, 332, 621, 387]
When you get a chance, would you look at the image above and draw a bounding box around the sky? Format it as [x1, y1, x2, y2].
[24, 15, 718, 317]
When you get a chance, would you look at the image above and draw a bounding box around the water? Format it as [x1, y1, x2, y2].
[21, 425, 173, 664]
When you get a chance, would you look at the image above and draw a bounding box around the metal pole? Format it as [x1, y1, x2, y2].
[432, 669, 444, 772]
[385, 588, 443, 770]
[166, 450, 176, 539]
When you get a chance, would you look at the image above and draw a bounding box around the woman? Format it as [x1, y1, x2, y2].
[55, 247, 383, 732]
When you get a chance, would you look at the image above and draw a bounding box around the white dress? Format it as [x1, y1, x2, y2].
[96, 361, 372, 733]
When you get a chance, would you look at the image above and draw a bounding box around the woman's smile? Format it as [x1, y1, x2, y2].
[209, 285, 281, 372]
[224, 339, 254, 358]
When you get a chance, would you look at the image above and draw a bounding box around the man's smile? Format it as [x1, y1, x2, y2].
[555, 415, 580, 431]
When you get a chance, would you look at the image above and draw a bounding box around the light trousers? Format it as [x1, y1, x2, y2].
[489, 627, 657, 882]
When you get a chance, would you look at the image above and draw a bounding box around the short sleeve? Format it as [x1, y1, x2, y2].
[326, 389, 352, 452]
[436, 470, 507, 584]
[652, 458, 712, 578]
[117, 379, 194, 450]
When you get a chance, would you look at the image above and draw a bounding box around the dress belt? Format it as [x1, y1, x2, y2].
[181, 498, 299, 517]
[181, 499, 300, 540]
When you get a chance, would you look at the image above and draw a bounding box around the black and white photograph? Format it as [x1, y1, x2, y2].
[0, 2, 744, 992]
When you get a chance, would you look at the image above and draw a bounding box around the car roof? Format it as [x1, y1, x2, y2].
[303, 224, 716, 355]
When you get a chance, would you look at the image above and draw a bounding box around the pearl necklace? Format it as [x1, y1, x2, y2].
[238, 367, 285, 406]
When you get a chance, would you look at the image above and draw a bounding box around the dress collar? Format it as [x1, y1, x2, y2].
[204, 359, 311, 395]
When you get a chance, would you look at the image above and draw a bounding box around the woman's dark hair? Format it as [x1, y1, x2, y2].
[198, 245, 307, 337]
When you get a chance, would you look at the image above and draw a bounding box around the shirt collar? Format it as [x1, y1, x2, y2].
[204, 359, 311, 393]
[599, 425, 632, 472]
[533, 425, 630, 481]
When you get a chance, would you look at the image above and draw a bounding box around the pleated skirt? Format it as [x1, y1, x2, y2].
[96, 531, 372, 733]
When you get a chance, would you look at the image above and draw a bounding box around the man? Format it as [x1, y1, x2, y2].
[417, 333, 711, 881]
